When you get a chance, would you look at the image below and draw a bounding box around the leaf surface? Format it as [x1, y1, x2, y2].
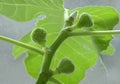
[0, 0, 118, 83]
[74, 6, 118, 53]
[24, 6, 119, 84]
[10, 0, 64, 58]
[0, 0, 63, 21]
[24, 51, 42, 79]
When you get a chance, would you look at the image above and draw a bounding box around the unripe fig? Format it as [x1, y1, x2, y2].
[77, 12, 93, 28]
[56, 58, 75, 74]
[31, 28, 46, 45]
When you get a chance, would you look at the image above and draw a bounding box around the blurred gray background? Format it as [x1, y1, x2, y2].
[0, 0, 120, 84]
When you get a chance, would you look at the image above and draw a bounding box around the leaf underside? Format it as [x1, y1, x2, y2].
[0, 0, 119, 84]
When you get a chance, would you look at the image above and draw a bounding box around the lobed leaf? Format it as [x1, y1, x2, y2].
[73, 6, 119, 53]
[11, 0, 64, 58]
[0, 1, 118, 84]
[24, 6, 119, 84]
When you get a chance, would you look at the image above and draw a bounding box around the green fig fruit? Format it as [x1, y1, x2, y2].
[31, 28, 46, 45]
[77, 12, 93, 28]
[56, 58, 75, 74]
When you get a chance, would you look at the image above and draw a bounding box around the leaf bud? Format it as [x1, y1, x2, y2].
[65, 11, 77, 27]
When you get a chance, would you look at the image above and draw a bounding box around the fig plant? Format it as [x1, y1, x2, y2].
[0, 0, 120, 84]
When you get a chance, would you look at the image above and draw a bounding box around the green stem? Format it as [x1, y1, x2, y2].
[69, 30, 120, 36]
[0, 35, 44, 55]
[36, 48, 53, 84]
[36, 29, 69, 84]
[50, 29, 68, 53]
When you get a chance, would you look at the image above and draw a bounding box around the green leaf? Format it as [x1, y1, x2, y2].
[50, 37, 98, 84]
[24, 51, 42, 79]
[73, 6, 118, 53]
[12, 32, 39, 58]
[1, 0, 118, 83]
[101, 44, 114, 55]
[54, 6, 118, 84]
[11, 0, 64, 81]
[12, 0, 64, 58]
[0, 0, 63, 21]
[24, 6, 119, 84]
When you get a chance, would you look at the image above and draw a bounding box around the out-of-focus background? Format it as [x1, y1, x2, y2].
[0, 0, 120, 84]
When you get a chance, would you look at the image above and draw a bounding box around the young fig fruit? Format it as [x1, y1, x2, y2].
[31, 28, 47, 45]
[56, 58, 75, 74]
[77, 12, 93, 28]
